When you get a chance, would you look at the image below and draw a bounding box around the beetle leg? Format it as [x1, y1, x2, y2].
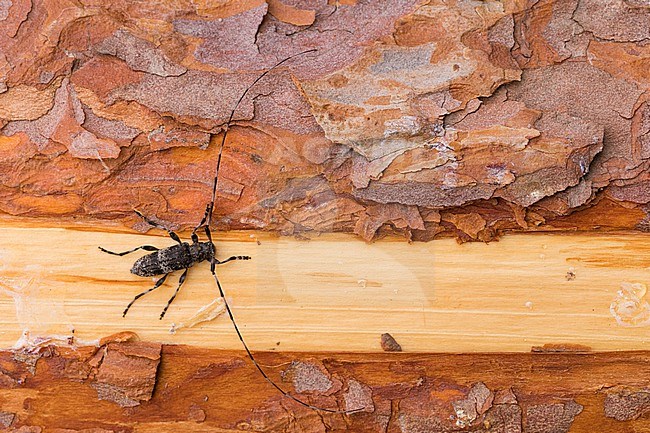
[98, 245, 159, 256]
[160, 268, 189, 320]
[134, 210, 183, 245]
[215, 255, 251, 265]
[123, 274, 169, 317]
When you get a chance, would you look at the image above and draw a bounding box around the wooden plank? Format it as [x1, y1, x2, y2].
[0, 220, 649, 352]
[1, 342, 649, 432]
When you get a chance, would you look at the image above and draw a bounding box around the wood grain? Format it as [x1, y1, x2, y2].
[0, 219, 649, 352]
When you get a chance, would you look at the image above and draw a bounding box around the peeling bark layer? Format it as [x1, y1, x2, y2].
[1, 342, 650, 431]
[1, 1, 650, 241]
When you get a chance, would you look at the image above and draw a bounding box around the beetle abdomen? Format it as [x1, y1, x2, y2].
[131, 243, 194, 277]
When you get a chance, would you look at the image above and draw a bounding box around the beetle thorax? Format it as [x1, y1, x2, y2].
[190, 241, 214, 264]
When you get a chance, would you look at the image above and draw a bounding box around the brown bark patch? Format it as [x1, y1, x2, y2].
[91, 342, 161, 407]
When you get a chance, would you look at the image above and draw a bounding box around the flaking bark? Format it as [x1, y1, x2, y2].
[0, 1, 649, 241]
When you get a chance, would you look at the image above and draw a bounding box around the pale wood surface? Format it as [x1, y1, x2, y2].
[0, 219, 648, 352]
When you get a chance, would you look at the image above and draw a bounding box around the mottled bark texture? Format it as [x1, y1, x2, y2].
[1, 0, 650, 241]
[1, 339, 650, 432]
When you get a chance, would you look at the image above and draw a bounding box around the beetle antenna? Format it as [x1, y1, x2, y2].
[206, 49, 317, 227]
[207, 50, 363, 414]
[210, 268, 362, 414]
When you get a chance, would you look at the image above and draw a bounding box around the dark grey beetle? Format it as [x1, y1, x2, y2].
[99, 210, 249, 319]
[130, 235, 213, 277]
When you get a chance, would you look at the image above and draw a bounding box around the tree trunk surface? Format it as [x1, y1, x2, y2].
[2, 0, 650, 431]
[2, 340, 650, 432]
[0, 0, 649, 241]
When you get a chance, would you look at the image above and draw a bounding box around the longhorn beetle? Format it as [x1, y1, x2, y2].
[99, 208, 250, 319]
[99, 49, 361, 414]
